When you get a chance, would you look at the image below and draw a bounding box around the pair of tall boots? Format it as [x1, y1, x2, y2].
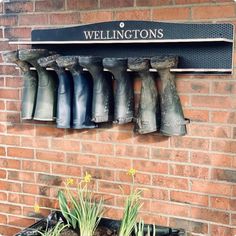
[3, 49, 57, 122]
[128, 56, 187, 136]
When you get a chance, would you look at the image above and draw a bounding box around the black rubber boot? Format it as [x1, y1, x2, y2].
[18, 49, 58, 121]
[79, 56, 114, 123]
[38, 54, 73, 128]
[103, 58, 134, 124]
[57, 56, 96, 129]
[128, 58, 160, 134]
[151, 56, 187, 136]
[3, 50, 38, 120]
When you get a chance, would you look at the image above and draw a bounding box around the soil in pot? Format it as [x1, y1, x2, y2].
[60, 226, 118, 236]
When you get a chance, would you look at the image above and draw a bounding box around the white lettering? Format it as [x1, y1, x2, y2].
[83, 31, 94, 40]
[140, 29, 149, 39]
[157, 28, 164, 39]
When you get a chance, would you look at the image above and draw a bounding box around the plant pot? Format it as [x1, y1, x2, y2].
[15, 211, 185, 236]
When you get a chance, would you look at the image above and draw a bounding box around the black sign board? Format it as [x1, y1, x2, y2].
[30, 21, 234, 74]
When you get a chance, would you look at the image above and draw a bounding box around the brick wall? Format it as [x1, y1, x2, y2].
[0, 0, 236, 235]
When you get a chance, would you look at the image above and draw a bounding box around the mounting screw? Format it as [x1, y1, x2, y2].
[119, 22, 125, 28]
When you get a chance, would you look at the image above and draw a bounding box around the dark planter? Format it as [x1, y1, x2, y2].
[15, 211, 185, 236]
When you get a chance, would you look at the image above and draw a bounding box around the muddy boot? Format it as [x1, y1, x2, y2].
[38, 54, 73, 128]
[128, 58, 161, 134]
[151, 56, 187, 136]
[79, 56, 114, 123]
[2, 50, 38, 120]
[57, 56, 96, 129]
[103, 58, 134, 124]
[18, 49, 58, 121]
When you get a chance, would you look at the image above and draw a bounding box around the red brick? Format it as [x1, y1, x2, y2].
[171, 191, 208, 207]
[52, 163, 81, 176]
[211, 168, 236, 183]
[5, 76, 22, 87]
[116, 144, 149, 158]
[176, 80, 210, 94]
[0, 158, 20, 169]
[98, 181, 130, 195]
[67, 0, 98, 10]
[0, 135, 20, 145]
[51, 139, 81, 152]
[153, 175, 188, 190]
[36, 150, 65, 162]
[211, 111, 236, 124]
[8, 193, 35, 205]
[170, 218, 208, 234]
[191, 180, 232, 196]
[37, 173, 62, 186]
[0, 101, 5, 110]
[175, 0, 216, 3]
[212, 140, 236, 154]
[8, 216, 35, 228]
[179, 94, 190, 106]
[22, 160, 50, 173]
[0, 88, 19, 99]
[0, 169, 6, 179]
[151, 148, 188, 162]
[151, 201, 189, 217]
[191, 152, 232, 168]
[4, 1, 33, 13]
[210, 196, 230, 210]
[142, 187, 168, 200]
[19, 14, 48, 26]
[0, 203, 21, 214]
[210, 225, 235, 236]
[0, 15, 17, 26]
[192, 95, 235, 109]
[117, 171, 151, 185]
[0, 225, 20, 236]
[133, 160, 168, 174]
[8, 147, 34, 158]
[133, 134, 169, 147]
[65, 129, 97, 140]
[136, 0, 172, 6]
[0, 214, 7, 225]
[49, 12, 80, 25]
[6, 101, 21, 112]
[98, 130, 133, 143]
[212, 81, 236, 94]
[8, 171, 35, 183]
[80, 11, 113, 23]
[153, 7, 190, 21]
[7, 124, 34, 136]
[0, 180, 21, 192]
[0, 147, 6, 156]
[184, 109, 209, 122]
[83, 167, 115, 181]
[36, 126, 64, 137]
[82, 142, 113, 155]
[171, 137, 209, 151]
[35, 0, 65, 11]
[170, 164, 209, 179]
[192, 5, 235, 20]
[189, 124, 230, 138]
[231, 214, 236, 226]
[190, 207, 229, 224]
[101, 0, 133, 8]
[5, 27, 31, 39]
[21, 136, 49, 149]
[0, 192, 7, 201]
[98, 156, 130, 169]
[115, 10, 151, 21]
[0, 112, 20, 123]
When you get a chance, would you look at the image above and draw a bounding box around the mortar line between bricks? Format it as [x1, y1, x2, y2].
[4, 167, 236, 188]
[4, 143, 236, 157]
